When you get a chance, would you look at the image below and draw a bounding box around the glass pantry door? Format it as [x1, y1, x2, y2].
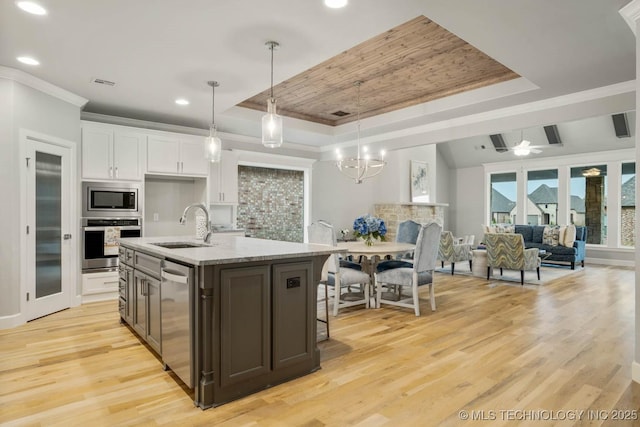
[26, 140, 72, 320]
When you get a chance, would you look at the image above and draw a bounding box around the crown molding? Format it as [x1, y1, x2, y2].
[620, 0, 640, 35]
[0, 66, 88, 107]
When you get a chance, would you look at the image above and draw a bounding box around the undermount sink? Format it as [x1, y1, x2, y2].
[152, 242, 208, 249]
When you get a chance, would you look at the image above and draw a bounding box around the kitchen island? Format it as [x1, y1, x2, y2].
[118, 235, 338, 409]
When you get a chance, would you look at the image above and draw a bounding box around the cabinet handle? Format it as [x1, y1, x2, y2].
[115, 167, 119, 178]
[177, 162, 180, 173]
[181, 162, 184, 173]
[109, 166, 113, 178]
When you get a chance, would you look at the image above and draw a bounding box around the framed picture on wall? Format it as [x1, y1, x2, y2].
[410, 160, 430, 202]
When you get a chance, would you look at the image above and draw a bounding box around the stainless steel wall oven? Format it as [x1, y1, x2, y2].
[82, 217, 142, 272]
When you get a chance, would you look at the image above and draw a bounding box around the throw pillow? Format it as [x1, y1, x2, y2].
[542, 225, 560, 246]
[562, 224, 576, 247]
[532, 225, 546, 243]
[483, 224, 496, 233]
[496, 224, 515, 233]
[558, 225, 567, 246]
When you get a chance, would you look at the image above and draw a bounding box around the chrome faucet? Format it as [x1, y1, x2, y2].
[179, 203, 213, 243]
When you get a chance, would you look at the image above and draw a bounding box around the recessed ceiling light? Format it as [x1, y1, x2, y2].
[324, 0, 347, 8]
[16, 1, 47, 15]
[17, 56, 40, 66]
[175, 98, 189, 106]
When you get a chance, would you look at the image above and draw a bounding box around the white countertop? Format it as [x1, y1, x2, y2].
[119, 235, 339, 266]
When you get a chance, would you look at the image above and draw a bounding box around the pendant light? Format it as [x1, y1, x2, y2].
[205, 80, 222, 163]
[335, 81, 386, 184]
[262, 41, 283, 148]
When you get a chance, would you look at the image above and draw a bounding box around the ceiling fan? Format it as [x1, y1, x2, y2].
[510, 131, 543, 156]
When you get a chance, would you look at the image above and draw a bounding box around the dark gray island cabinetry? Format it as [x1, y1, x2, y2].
[118, 235, 337, 409]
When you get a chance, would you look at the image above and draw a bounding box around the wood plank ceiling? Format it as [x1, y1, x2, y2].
[237, 15, 521, 126]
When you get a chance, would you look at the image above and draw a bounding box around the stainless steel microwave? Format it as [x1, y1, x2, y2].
[82, 182, 140, 217]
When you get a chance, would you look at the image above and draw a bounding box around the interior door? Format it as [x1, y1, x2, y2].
[25, 140, 73, 321]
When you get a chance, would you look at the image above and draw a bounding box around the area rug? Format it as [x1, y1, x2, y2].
[435, 263, 583, 286]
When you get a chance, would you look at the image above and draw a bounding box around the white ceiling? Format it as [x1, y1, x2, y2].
[0, 0, 636, 164]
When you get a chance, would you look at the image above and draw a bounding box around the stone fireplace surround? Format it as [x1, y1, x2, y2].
[373, 203, 447, 242]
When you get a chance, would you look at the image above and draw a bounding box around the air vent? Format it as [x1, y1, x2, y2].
[331, 111, 350, 117]
[543, 125, 562, 145]
[489, 134, 508, 153]
[612, 113, 630, 138]
[91, 78, 116, 86]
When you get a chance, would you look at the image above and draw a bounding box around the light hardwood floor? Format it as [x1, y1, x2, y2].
[1, 265, 639, 426]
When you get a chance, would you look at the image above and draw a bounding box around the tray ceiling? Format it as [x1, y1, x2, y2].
[238, 16, 520, 126]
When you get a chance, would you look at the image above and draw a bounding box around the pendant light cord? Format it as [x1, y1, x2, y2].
[269, 43, 274, 99]
[211, 83, 215, 127]
[355, 81, 362, 160]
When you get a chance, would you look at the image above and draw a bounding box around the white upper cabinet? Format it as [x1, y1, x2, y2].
[147, 136, 208, 176]
[210, 150, 239, 204]
[82, 125, 143, 181]
[179, 141, 209, 175]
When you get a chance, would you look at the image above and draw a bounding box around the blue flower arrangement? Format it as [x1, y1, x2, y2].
[353, 214, 387, 246]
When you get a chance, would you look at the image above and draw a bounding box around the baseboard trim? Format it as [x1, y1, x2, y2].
[632, 361, 640, 384]
[584, 258, 635, 267]
[0, 312, 25, 330]
[81, 292, 119, 304]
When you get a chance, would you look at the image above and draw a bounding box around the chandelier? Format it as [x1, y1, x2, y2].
[582, 167, 601, 177]
[336, 81, 386, 184]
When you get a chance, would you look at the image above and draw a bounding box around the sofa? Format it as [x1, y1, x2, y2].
[513, 225, 587, 269]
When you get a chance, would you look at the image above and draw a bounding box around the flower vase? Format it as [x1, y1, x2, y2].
[363, 234, 375, 246]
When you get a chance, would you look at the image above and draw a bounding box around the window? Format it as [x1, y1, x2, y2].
[490, 172, 516, 224]
[621, 162, 635, 247]
[527, 169, 558, 225]
[570, 165, 607, 245]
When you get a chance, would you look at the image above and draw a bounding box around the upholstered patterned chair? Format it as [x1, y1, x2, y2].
[374, 221, 442, 316]
[308, 221, 371, 317]
[484, 233, 541, 285]
[437, 231, 473, 275]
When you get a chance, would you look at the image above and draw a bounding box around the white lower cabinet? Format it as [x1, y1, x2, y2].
[81, 271, 119, 303]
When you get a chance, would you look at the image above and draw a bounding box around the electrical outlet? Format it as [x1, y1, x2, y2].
[153, 213, 159, 222]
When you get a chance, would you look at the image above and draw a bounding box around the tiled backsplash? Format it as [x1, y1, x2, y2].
[237, 166, 304, 242]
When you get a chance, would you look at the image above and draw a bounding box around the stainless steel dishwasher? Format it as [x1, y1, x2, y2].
[161, 260, 194, 388]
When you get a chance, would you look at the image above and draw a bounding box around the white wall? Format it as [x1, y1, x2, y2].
[450, 166, 485, 240]
[436, 145, 451, 230]
[311, 160, 378, 230]
[144, 177, 207, 237]
[1, 78, 82, 321]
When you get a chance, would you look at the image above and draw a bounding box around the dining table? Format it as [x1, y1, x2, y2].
[336, 240, 416, 279]
[336, 240, 416, 306]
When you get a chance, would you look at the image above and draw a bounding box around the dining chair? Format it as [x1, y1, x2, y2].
[307, 221, 371, 316]
[374, 221, 442, 316]
[395, 219, 421, 259]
